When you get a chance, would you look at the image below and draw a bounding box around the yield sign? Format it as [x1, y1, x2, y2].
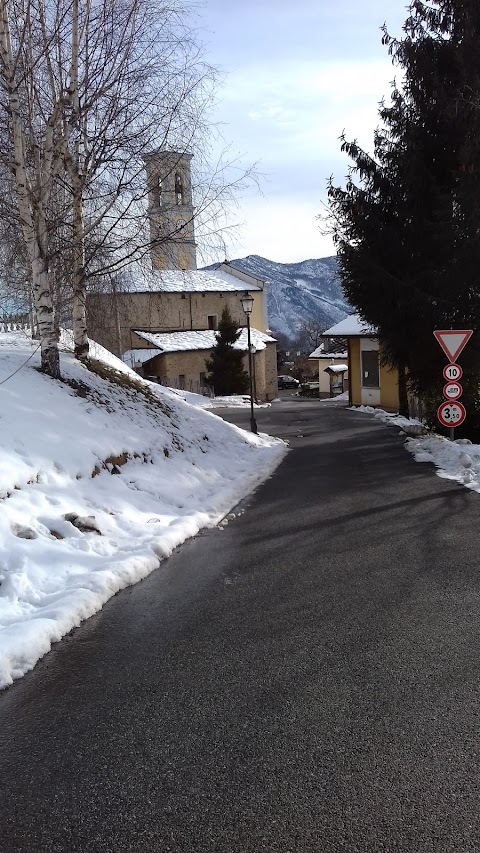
[433, 329, 473, 362]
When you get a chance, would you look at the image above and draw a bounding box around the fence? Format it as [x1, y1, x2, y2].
[0, 313, 30, 333]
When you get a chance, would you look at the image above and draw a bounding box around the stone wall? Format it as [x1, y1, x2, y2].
[87, 290, 268, 357]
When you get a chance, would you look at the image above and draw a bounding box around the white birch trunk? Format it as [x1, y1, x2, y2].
[70, 0, 89, 360]
[72, 180, 89, 359]
[0, 0, 60, 377]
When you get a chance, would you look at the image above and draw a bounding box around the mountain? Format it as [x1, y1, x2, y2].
[210, 255, 350, 341]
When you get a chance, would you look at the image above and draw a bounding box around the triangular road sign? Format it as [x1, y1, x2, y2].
[433, 329, 473, 362]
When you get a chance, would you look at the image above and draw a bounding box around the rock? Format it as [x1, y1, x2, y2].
[64, 513, 101, 535]
[11, 524, 38, 539]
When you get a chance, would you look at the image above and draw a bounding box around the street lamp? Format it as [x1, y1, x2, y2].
[250, 342, 257, 403]
[240, 291, 258, 434]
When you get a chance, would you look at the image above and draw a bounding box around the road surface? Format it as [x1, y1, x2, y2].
[1, 397, 480, 852]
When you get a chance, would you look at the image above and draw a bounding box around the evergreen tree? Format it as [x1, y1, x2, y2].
[327, 0, 480, 432]
[205, 306, 249, 396]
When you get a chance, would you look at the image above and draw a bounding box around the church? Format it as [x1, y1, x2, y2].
[87, 149, 278, 401]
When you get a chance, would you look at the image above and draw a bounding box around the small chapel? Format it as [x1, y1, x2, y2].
[86, 149, 278, 401]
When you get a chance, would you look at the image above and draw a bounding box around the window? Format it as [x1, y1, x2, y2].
[361, 350, 379, 388]
[175, 173, 184, 205]
[207, 315, 217, 330]
[178, 374, 186, 389]
[181, 293, 186, 299]
[157, 177, 162, 206]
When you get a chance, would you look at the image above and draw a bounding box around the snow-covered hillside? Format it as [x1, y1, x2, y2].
[208, 255, 350, 340]
[0, 333, 286, 689]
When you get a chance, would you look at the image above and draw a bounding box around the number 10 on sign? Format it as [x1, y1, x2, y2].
[443, 363, 462, 381]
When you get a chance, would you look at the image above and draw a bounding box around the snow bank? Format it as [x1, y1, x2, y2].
[0, 333, 287, 688]
[350, 403, 480, 493]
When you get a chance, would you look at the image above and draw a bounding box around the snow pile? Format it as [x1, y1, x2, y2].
[0, 332, 286, 689]
[166, 388, 270, 409]
[405, 435, 480, 489]
[320, 391, 349, 403]
[350, 405, 426, 435]
[350, 403, 480, 492]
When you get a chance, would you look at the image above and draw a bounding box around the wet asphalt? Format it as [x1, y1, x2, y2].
[1, 397, 480, 852]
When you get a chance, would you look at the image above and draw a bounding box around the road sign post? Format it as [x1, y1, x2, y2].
[434, 330, 472, 440]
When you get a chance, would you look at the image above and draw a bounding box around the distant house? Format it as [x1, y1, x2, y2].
[323, 314, 401, 410]
[123, 327, 276, 398]
[86, 149, 278, 401]
[308, 343, 349, 398]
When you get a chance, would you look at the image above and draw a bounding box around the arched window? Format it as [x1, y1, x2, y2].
[157, 177, 163, 206]
[175, 172, 184, 205]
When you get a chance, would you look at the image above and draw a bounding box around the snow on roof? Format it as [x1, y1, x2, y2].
[309, 346, 348, 359]
[206, 263, 265, 288]
[130, 327, 276, 355]
[324, 364, 348, 373]
[324, 314, 377, 337]
[119, 268, 263, 294]
[121, 348, 160, 366]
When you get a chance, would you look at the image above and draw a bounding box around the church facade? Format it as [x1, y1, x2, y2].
[87, 149, 278, 401]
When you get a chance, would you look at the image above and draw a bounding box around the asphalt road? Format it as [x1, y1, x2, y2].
[2, 397, 480, 852]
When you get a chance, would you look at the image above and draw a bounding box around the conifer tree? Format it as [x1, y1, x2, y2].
[327, 0, 480, 431]
[205, 306, 249, 396]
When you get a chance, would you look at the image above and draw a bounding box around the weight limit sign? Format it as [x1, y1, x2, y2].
[437, 401, 466, 428]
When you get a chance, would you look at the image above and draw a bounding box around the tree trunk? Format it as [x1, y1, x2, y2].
[72, 188, 89, 360]
[0, 0, 60, 378]
[398, 363, 409, 418]
[31, 261, 61, 379]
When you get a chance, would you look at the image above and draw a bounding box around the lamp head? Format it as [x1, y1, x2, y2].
[240, 292, 254, 316]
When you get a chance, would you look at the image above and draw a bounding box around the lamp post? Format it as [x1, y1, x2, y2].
[240, 292, 258, 434]
[250, 342, 257, 403]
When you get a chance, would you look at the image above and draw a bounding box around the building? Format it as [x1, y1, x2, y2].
[308, 342, 349, 397]
[323, 314, 401, 410]
[87, 150, 278, 400]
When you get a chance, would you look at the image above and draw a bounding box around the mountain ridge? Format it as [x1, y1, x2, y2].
[205, 254, 349, 341]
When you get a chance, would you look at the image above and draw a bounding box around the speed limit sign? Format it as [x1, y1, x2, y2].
[437, 401, 466, 427]
[443, 363, 463, 381]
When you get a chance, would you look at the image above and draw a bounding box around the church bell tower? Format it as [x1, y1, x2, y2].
[144, 149, 197, 271]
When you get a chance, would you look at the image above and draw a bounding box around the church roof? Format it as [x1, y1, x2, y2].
[124, 327, 276, 359]
[119, 268, 263, 294]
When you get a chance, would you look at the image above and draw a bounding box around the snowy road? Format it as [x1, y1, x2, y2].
[2, 399, 480, 851]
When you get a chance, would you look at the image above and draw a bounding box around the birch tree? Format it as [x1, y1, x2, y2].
[0, 0, 67, 376]
[0, 0, 256, 372]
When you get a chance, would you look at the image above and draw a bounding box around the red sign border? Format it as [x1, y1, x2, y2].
[443, 381, 463, 401]
[434, 329, 473, 362]
[437, 400, 466, 428]
[443, 363, 463, 381]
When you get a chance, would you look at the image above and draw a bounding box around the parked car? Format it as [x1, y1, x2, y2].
[277, 374, 300, 389]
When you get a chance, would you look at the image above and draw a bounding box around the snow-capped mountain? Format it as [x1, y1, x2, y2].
[207, 255, 349, 341]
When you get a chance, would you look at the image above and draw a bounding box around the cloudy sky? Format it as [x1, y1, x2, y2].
[199, 0, 408, 264]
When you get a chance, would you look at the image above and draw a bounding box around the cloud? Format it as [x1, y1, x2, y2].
[201, 1, 408, 263]
[219, 195, 333, 266]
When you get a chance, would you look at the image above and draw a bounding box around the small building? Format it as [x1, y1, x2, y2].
[308, 344, 349, 397]
[323, 314, 401, 410]
[123, 327, 277, 399]
[324, 363, 348, 396]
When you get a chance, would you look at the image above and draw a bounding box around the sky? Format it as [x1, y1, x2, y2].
[198, 0, 409, 264]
